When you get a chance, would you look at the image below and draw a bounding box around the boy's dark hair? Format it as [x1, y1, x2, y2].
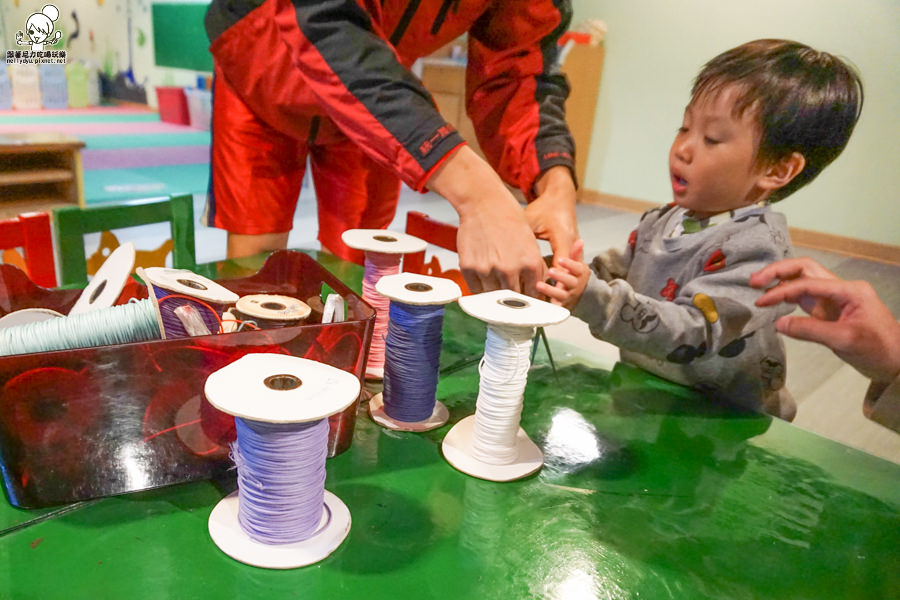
[692, 39, 863, 201]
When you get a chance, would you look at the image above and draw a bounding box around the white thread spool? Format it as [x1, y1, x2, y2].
[368, 272, 461, 432]
[441, 290, 569, 482]
[205, 353, 360, 569]
[233, 294, 312, 328]
[69, 242, 136, 315]
[341, 229, 427, 380]
[0, 308, 64, 329]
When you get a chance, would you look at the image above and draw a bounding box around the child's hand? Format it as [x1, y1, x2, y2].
[536, 239, 590, 310]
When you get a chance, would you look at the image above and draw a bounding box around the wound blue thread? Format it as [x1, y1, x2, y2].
[382, 301, 445, 423]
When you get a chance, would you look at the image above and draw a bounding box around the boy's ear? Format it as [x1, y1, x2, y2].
[759, 152, 805, 191]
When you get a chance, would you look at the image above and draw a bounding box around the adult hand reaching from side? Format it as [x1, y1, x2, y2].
[751, 257, 900, 384]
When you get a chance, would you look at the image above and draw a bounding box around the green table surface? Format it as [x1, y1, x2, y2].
[1, 251, 897, 599]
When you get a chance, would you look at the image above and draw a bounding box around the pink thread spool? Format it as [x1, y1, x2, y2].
[341, 229, 426, 380]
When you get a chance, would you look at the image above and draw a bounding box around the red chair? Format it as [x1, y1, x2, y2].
[403, 210, 470, 295]
[0, 212, 57, 288]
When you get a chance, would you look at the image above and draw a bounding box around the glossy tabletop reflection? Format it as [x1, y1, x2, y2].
[0, 251, 898, 599]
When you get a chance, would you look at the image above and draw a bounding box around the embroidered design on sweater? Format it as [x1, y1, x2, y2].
[620, 301, 660, 333]
[760, 356, 786, 390]
[667, 341, 708, 364]
[692, 293, 719, 323]
[703, 249, 727, 272]
[718, 331, 756, 358]
[660, 278, 678, 301]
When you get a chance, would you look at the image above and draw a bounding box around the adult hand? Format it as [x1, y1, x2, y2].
[749, 257, 840, 318]
[526, 166, 579, 267]
[427, 146, 546, 295]
[751, 258, 900, 384]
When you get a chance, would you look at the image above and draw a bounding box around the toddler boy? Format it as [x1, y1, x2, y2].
[537, 39, 863, 419]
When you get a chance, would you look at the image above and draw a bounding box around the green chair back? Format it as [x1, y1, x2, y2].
[53, 194, 196, 287]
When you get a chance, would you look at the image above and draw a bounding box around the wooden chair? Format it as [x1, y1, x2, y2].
[0, 211, 57, 288]
[403, 210, 469, 295]
[53, 193, 196, 287]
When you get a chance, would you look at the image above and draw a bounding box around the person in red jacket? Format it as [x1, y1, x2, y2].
[203, 0, 578, 295]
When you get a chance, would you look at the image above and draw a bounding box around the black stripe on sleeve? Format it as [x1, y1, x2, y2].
[293, 0, 463, 173]
[534, 0, 576, 181]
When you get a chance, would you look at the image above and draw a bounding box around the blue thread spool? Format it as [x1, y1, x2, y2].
[441, 290, 569, 482]
[140, 267, 239, 338]
[341, 229, 427, 380]
[205, 354, 360, 569]
[369, 273, 461, 432]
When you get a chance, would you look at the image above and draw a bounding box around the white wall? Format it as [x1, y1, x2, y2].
[1, 0, 208, 108]
[572, 0, 900, 247]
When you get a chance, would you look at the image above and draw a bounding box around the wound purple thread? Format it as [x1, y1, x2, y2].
[150, 283, 224, 337]
[232, 417, 328, 545]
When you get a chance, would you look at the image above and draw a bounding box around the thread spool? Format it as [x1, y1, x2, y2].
[69, 242, 136, 316]
[140, 267, 239, 339]
[341, 229, 427, 380]
[0, 299, 161, 357]
[232, 294, 311, 329]
[368, 273, 461, 432]
[0, 308, 64, 329]
[205, 353, 360, 569]
[441, 290, 569, 482]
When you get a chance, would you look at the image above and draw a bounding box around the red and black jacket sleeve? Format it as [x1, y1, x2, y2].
[466, 0, 576, 199]
[206, 0, 465, 192]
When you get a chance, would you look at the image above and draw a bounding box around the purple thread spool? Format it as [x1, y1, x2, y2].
[205, 354, 360, 569]
[141, 267, 239, 338]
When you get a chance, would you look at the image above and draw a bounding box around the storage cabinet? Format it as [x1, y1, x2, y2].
[0, 133, 85, 219]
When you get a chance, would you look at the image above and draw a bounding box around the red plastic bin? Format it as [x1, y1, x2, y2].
[0, 251, 375, 508]
[155, 86, 190, 125]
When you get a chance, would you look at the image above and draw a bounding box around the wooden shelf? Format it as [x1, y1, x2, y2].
[0, 168, 75, 187]
[0, 133, 85, 211]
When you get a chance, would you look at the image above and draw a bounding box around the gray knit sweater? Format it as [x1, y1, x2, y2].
[573, 203, 796, 416]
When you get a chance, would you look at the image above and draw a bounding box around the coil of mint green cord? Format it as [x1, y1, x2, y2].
[0, 299, 161, 357]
